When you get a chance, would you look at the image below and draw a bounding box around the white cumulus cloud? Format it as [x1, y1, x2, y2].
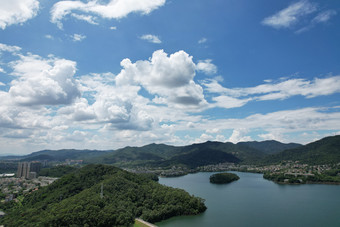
[0, 0, 39, 29]
[116, 49, 207, 109]
[229, 128, 252, 143]
[0, 43, 21, 53]
[9, 54, 80, 106]
[196, 59, 217, 75]
[51, 0, 166, 29]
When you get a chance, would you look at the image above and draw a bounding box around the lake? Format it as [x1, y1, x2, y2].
[156, 172, 340, 227]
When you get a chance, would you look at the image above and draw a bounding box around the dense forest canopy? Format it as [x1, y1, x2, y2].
[1, 164, 206, 226]
[209, 173, 240, 184]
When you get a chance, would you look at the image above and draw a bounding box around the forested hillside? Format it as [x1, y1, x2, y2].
[263, 135, 340, 164]
[0, 164, 206, 226]
[237, 140, 301, 154]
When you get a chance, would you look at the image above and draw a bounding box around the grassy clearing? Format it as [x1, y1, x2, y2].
[134, 219, 151, 227]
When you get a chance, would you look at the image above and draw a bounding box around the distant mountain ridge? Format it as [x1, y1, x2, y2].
[0, 149, 112, 162]
[3, 136, 340, 167]
[237, 140, 302, 154]
[0, 139, 303, 168]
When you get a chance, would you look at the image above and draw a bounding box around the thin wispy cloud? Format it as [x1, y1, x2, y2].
[198, 38, 207, 44]
[140, 34, 162, 44]
[204, 76, 340, 105]
[262, 0, 317, 29]
[71, 34, 86, 42]
[45, 34, 54, 40]
[312, 10, 337, 23]
[71, 13, 98, 25]
[296, 9, 337, 33]
[262, 0, 337, 33]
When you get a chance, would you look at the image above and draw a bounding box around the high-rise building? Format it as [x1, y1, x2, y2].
[30, 161, 41, 173]
[17, 162, 30, 178]
[17, 162, 41, 179]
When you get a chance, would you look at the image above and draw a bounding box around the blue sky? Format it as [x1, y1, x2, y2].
[0, 0, 340, 154]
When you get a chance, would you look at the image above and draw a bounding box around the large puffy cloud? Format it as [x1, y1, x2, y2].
[9, 54, 80, 106]
[0, 0, 39, 29]
[51, 0, 166, 28]
[116, 49, 207, 109]
[76, 73, 155, 131]
[92, 85, 154, 131]
[57, 98, 96, 122]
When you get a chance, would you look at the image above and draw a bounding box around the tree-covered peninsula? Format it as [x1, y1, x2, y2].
[209, 173, 240, 184]
[0, 164, 206, 226]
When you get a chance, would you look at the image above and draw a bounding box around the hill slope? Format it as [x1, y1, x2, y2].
[93, 143, 182, 165]
[238, 140, 302, 154]
[264, 135, 340, 164]
[1, 164, 206, 226]
[155, 147, 241, 168]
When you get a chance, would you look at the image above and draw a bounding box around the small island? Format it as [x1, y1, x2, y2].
[209, 172, 240, 184]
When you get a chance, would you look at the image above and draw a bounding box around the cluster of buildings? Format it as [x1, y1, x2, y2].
[198, 161, 340, 177]
[17, 161, 41, 179]
[0, 176, 58, 202]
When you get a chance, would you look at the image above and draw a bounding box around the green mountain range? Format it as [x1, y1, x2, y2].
[3, 136, 340, 168]
[263, 135, 340, 165]
[92, 140, 302, 167]
[237, 140, 301, 155]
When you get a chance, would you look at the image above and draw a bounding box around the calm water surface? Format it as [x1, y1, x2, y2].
[156, 172, 340, 227]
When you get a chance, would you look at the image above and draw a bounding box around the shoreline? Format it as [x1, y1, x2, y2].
[160, 170, 340, 186]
